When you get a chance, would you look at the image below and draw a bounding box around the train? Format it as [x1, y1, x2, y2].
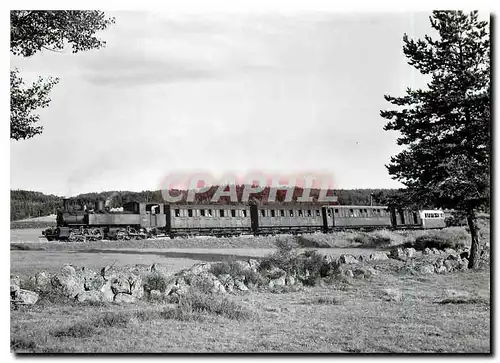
[41, 199, 446, 241]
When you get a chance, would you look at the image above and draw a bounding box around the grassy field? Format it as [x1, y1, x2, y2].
[10, 262, 490, 353]
[10, 224, 490, 353]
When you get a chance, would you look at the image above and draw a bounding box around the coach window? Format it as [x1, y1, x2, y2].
[187, 209, 193, 217]
[307, 210, 312, 217]
[242, 209, 247, 217]
[200, 209, 205, 217]
[175, 209, 180, 217]
[220, 209, 225, 217]
[289, 210, 294, 217]
[231, 209, 236, 218]
[261, 209, 266, 217]
[280, 210, 285, 217]
[327, 209, 332, 217]
[298, 210, 303, 216]
[208, 209, 212, 217]
[271, 210, 276, 217]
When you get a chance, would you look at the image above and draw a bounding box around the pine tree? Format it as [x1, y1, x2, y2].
[381, 11, 490, 269]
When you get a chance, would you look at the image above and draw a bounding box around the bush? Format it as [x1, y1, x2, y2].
[408, 229, 468, 251]
[162, 292, 253, 321]
[347, 230, 394, 246]
[144, 273, 168, 293]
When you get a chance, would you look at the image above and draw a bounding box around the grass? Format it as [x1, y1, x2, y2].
[10, 225, 490, 353]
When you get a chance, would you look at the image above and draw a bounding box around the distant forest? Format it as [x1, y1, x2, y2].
[11, 187, 401, 221]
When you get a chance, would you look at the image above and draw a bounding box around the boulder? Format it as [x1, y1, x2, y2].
[191, 272, 226, 294]
[14, 289, 39, 305]
[353, 267, 374, 279]
[51, 268, 85, 298]
[234, 279, 248, 291]
[285, 275, 296, 286]
[114, 293, 136, 304]
[35, 271, 51, 290]
[100, 280, 115, 302]
[435, 266, 447, 274]
[389, 248, 405, 260]
[381, 288, 402, 302]
[268, 276, 286, 288]
[218, 274, 235, 293]
[446, 254, 460, 261]
[149, 290, 163, 300]
[76, 290, 103, 303]
[458, 258, 469, 270]
[420, 265, 435, 275]
[444, 248, 456, 255]
[431, 248, 440, 255]
[405, 248, 416, 259]
[109, 273, 143, 299]
[188, 263, 212, 276]
[339, 254, 359, 264]
[444, 259, 459, 272]
[460, 251, 469, 260]
[369, 252, 389, 261]
[423, 248, 432, 255]
[10, 276, 20, 297]
[343, 269, 354, 278]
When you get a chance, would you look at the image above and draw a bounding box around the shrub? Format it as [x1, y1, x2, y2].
[162, 292, 253, 321]
[301, 296, 340, 305]
[144, 273, 168, 293]
[408, 229, 468, 251]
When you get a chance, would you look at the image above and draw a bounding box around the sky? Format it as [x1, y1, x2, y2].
[10, 11, 439, 197]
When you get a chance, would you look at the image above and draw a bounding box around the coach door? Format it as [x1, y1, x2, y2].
[250, 205, 259, 235]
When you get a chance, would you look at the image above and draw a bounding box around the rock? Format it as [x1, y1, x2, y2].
[76, 290, 103, 303]
[423, 248, 432, 255]
[405, 247, 416, 259]
[381, 288, 402, 302]
[268, 276, 286, 288]
[431, 248, 440, 255]
[339, 254, 359, 264]
[460, 252, 469, 260]
[100, 280, 115, 302]
[190, 272, 226, 294]
[61, 264, 76, 276]
[343, 269, 354, 278]
[10, 275, 20, 297]
[435, 266, 447, 274]
[353, 267, 374, 279]
[369, 252, 388, 261]
[149, 290, 163, 300]
[114, 293, 136, 304]
[248, 259, 260, 272]
[35, 271, 51, 289]
[457, 259, 469, 271]
[264, 267, 286, 279]
[188, 263, 212, 276]
[14, 289, 39, 305]
[444, 248, 456, 255]
[420, 265, 435, 274]
[234, 279, 248, 291]
[51, 269, 85, 298]
[110, 273, 143, 299]
[446, 254, 460, 261]
[285, 275, 296, 286]
[444, 259, 459, 272]
[389, 248, 405, 260]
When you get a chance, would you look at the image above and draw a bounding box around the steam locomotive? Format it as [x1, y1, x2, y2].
[41, 199, 446, 241]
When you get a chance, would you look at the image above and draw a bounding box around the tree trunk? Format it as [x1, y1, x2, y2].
[467, 210, 481, 269]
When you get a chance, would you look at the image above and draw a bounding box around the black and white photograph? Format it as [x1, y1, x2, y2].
[8, 2, 491, 354]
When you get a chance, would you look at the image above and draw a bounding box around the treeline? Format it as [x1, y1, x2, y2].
[10, 187, 402, 220]
[10, 190, 63, 221]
